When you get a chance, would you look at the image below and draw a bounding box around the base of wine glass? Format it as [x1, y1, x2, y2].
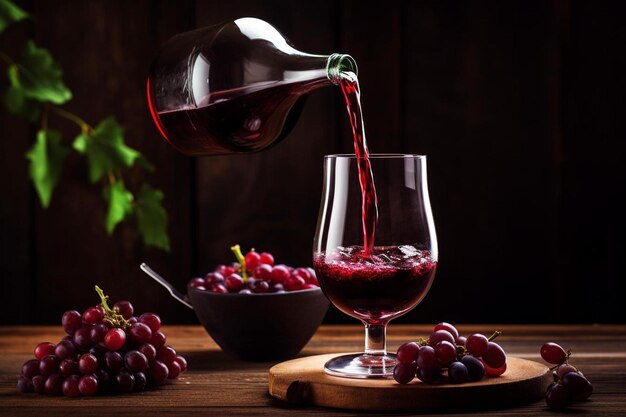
[324, 353, 398, 379]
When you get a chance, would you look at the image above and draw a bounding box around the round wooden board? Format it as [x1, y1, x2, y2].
[268, 354, 551, 412]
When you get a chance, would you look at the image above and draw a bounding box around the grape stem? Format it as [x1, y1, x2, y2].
[47, 104, 93, 134]
[456, 345, 468, 358]
[487, 331, 501, 341]
[230, 244, 248, 281]
[94, 285, 130, 329]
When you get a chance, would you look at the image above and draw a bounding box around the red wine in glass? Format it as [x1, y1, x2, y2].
[314, 246, 437, 321]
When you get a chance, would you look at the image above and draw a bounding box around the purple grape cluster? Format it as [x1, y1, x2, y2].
[189, 244, 319, 294]
[540, 342, 593, 409]
[393, 322, 507, 384]
[16, 286, 187, 397]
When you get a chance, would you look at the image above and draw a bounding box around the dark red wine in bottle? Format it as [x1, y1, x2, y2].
[337, 71, 379, 256]
[149, 82, 309, 155]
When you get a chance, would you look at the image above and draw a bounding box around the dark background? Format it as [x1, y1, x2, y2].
[1, 0, 625, 325]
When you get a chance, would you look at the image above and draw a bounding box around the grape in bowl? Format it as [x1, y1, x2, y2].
[145, 245, 329, 361]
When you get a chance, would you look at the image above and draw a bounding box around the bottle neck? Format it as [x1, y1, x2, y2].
[282, 53, 357, 94]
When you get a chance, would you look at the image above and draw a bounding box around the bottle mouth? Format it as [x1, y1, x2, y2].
[327, 54, 358, 85]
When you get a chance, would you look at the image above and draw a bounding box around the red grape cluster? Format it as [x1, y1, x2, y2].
[188, 245, 319, 294]
[16, 286, 186, 397]
[540, 342, 593, 409]
[393, 323, 507, 384]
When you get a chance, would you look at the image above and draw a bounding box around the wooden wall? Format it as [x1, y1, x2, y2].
[1, 0, 624, 325]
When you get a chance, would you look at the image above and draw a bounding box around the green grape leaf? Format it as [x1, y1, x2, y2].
[25, 129, 70, 208]
[10, 41, 72, 104]
[73, 117, 141, 183]
[102, 181, 134, 234]
[135, 185, 170, 251]
[3, 84, 41, 122]
[0, 0, 29, 34]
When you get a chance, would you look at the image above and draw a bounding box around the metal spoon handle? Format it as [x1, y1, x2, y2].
[140, 263, 194, 310]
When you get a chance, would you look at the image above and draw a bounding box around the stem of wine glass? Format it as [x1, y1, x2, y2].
[364, 322, 388, 355]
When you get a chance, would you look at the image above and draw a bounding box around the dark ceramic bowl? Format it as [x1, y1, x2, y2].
[188, 286, 329, 361]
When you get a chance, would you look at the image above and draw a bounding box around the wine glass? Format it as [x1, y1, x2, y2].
[313, 154, 438, 378]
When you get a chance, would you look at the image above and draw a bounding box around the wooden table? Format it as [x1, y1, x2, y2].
[1, 325, 625, 416]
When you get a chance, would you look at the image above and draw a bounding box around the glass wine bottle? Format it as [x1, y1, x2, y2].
[147, 17, 357, 156]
